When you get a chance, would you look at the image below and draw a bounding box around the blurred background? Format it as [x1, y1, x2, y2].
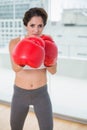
[0, 0, 87, 124]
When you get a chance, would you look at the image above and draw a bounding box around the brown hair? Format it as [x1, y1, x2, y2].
[23, 7, 48, 26]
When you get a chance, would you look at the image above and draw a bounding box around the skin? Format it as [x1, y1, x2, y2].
[9, 16, 57, 90]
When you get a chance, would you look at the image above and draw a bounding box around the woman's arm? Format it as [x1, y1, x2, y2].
[9, 38, 23, 72]
[46, 63, 57, 74]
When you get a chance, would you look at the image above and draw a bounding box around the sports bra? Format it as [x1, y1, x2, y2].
[20, 36, 46, 70]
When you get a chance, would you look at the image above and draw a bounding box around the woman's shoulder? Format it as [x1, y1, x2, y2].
[9, 37, 20, 52]
[9, 35, 25, 45]
[10, 37, 20, 45]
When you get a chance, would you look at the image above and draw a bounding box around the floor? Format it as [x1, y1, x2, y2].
[0, 104, 87, 130]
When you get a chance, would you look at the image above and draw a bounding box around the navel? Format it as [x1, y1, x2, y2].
[30, 84, 33, 88]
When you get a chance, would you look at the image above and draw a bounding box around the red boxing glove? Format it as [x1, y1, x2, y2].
[12, 36, 45, 68]
[28, 36, 45, 48]
[41, 34, 58, 67]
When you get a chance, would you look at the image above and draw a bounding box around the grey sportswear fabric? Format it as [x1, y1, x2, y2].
[10, 84, 53, 130]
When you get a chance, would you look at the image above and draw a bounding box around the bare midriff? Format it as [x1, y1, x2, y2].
[14, 68, 47, 90]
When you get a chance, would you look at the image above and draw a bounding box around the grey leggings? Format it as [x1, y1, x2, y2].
[10, 84, 53, 130]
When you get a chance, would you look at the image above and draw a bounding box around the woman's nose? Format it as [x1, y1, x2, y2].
[34, 27, 39, 32]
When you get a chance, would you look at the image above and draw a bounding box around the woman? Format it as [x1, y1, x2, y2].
[9, 7, 57, 130]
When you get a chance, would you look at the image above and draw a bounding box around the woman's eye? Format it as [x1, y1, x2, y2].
[30, 24, 43, 28]
[39, 24, 43, 28]
[30, 24, 35, 27]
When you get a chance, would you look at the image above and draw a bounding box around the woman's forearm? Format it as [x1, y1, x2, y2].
[47, 63, 57, 74]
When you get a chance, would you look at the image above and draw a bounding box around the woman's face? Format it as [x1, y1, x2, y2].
[26, 16, 44, 37]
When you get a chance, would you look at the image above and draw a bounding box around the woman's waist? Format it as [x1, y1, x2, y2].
[15, 69, 47, 89]
[14, 84, 48, 96]
[14, 81, 47, 90]
[14, 76, 47, 90]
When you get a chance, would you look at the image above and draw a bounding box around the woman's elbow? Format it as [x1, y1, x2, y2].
[50, 69, 57, 75]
